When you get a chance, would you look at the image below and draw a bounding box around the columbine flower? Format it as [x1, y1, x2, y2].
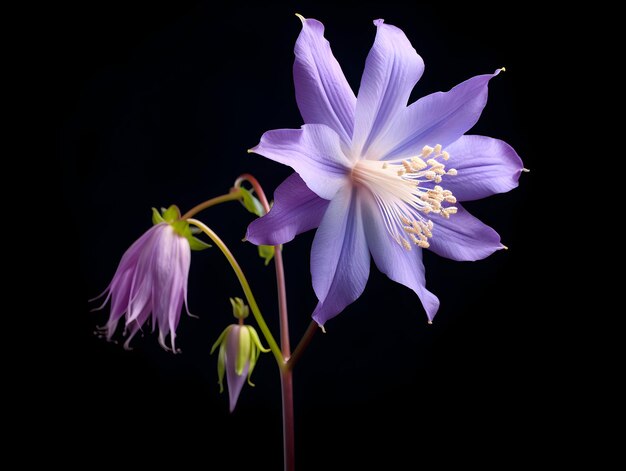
[211, 298, 270, 412]
[246, 16, 524, 326]
[93, 206, 207, 351]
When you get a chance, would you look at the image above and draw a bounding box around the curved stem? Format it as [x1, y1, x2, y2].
[187, 218, 284, 368]
[181, 189, 242, 220]
[287, 321, 318, 371]
[235, 174, 294, 471]
[235, 174, 291, 357]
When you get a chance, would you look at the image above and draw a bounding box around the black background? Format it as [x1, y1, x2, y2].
[54, 1, 562, 468]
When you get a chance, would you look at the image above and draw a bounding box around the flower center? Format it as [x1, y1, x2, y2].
[351, 145, 458, 250]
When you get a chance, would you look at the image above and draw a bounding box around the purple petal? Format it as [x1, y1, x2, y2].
[380, 70, 503, 161]
[428, 205, 503, 261]
[361, 192, 439, 321]
[353, 19, 424, 159]
[152, 226, 190, 352]
[442, 135, 524, 202]
[126, 226, 163, 325]
[225, 326, 249, 413]
[246, 173, 330, 246]
[294, 16, 356, 144]
[251, 124, 350, 200]
[310, 187, 370, 325]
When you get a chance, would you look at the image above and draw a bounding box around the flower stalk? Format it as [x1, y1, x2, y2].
[186, 218, 284, 367]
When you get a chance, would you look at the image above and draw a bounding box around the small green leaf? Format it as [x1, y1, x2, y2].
[188, 236, 212, 251]
[258, 245, 275, 266]
[152, 207, 165, 225]
[162, 205, 181, 223]
[239, 187, 265, 217]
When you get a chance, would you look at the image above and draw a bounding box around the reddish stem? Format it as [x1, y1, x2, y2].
[235, 173, 294, 471]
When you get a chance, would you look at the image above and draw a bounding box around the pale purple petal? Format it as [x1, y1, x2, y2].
[250, 124, 350, 200]
[361, 192, 439, 321]
[442, 135, 524, 202]
[428, 205, 503, 261]
[126, 226, 162, 324]
[352, 19, 425, 159]
[225, 326, 249, 413]
[294, 16, 356, 144]
[246, 173, 330, 246]
[310, 187, 370, 325]
[95, 222, 191, 351]
[380, 70, 503, 161]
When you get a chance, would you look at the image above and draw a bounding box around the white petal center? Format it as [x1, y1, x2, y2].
[351, 145, 458, 250]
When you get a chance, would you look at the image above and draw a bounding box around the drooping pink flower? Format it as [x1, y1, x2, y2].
[94, 221, 192, 351]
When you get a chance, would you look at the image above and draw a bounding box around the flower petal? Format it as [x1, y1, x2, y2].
[361, 192, 439, 321]
[250, 124, 350, 200]
[380, 69, 503, 161]
[428, 205, 503, 261]
[442, 135, 524, 201]
[246, 173, 330, 246]
[310, 187, 370, 325]
[294, 16, 356, 144]
[226, 326, 249, 413]
[353, 19, 424, 159]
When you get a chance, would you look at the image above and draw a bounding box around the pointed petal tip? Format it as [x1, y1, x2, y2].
[313, 319, 327, 333]
[500, 244, 509, 250]
[427, 320, 433, 325]
[522, 168, 530, 173]
[373, 18, 385, 26]
[295, 13, 305, 23]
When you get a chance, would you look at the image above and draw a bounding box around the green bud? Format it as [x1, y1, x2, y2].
[230, 297, 249, 319]
[210, 320, 270, 412]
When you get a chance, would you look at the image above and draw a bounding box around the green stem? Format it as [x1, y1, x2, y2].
[187, 218, 284, 368]
[181, 190, 242, 220]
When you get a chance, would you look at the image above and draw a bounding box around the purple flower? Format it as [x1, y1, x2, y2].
[93, 221, 192, 351]
[247, 17, 524, 326]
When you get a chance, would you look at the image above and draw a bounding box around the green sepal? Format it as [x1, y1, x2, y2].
[152, 207, 165, 225]
[210, 325, 231, 354]
[211, 325, 233, 394]
[162, 205, 181, 223]
[248, 325, 270, 353]
[246, 326, 269, 387]
[217, 344, 226, 393]
[171, 220, 212, 251]
[236, 327, 251, 376]
[239, 187, 265, 217]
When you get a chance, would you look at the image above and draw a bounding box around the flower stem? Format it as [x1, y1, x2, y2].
[236, 174, 291, 356]
[187, 218, 284, 367]
[181, 190, 243, 220]
[235, 174, 294, 471]
[280, 369, 295, 471]
[287, 321, 318, 371]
